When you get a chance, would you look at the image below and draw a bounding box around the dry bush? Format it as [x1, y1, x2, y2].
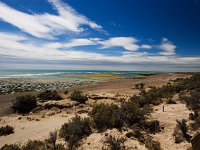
[70, 91, 88, 104]
[104, 135, 126, 150]
[38, 90, 62, 101]
[59, 115, 92, 150]
[89, 103, 123, 131]
[0, 125, 14, 136]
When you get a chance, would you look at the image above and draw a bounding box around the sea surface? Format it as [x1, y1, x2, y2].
[0, 70, 161, 80]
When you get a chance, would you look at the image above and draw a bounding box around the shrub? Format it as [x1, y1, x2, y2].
[89, 103, 123, 131]
[38, 90, 62, 101]
[144, 135, 161, 150]
[59, 115, 92, 150]
[47, 130, 57, 150]
[70, 91, 88, 104]
[191, 115, 200, 130]
[12, 95, 37, 114]
[22, 140, 46, 150]
[120, 100, 144, 126]
[181, 90, 200, 111]
[143, 120, 161, 134]
[64, 90, 68, 95]
[173, 119, 191, 143]
[0, 125, 14, 136]
[135, 83, 145, 90]
[0, 144, 20, 150]
[104, 135, 126, 150]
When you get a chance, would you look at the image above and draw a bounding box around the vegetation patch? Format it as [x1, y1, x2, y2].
[104, 135, 126, 150]
[38, 90, 62, 101]
[0, 125, 14, 136]
[59, 115, 92, 150]
[70, 91, 88, 104]
[89, 103, 123, 131]
[12, 95, 37, 114]
[0, 144, 20, 150]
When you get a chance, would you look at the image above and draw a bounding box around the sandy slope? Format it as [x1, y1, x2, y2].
[151, 103, 192, 150]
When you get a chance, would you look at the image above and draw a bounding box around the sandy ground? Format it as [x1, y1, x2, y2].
[0, 73, 193, 149]
[151, 102, 192, 150]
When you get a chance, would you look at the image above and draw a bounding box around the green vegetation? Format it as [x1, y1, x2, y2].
[38, 90, 62, 101]
[0, 125, 14, 136]
[120, 100, 145, 126]
[70, 91, 88, 104]
[89, 103, 123, 131]
[12, 95, 37, 114]
[59, 115, 92, 150]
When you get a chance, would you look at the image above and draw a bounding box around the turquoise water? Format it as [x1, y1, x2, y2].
[0, 70, 161, 79]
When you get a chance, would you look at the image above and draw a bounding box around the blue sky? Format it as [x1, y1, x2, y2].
[0, 0, 200, 71]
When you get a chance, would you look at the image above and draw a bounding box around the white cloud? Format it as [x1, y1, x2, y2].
[44, 37, 151, 51]
[0, 32, 200, 67]
[98, 37, 140, 51]
[158, 38, 176, 55]
[0, 0, 102, 39]
[141, 44, 152, 49]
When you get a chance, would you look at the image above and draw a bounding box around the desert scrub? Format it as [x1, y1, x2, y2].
[0, 125, 14, 136]
[70, 91, 88, 104]
[135, 83, 145, 90]
[38, 90, 62, 101]
[173, 119, 191, 143]
[139, 120, 161, 134]
[0, 144, 20, 150]
[22, 140, 46, 150]
[12, 95, 37, 114]
[59, 115, 92, 150]
[104, 135, 126, 150]
[131, 129, 161, 150]
[120, 100, 144, 126]
[89, 103, 123, 131]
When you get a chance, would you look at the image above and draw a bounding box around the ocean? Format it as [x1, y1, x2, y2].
[0, 70, 160, 80]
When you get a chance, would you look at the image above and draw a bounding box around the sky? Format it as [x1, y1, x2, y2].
[0, 0, 200, 71]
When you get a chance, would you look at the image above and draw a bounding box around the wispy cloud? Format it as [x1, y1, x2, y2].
[0, 0, 102, 39]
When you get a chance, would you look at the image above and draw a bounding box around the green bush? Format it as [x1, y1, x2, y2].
[120, 100, 144, 126]
[0, 125, 14, 136]
[89, 103, 123, 131]
[70, 91, 88, 104]
[38, 90, 62, 101]
[59, 115, 92, 150]
[0, 144, 20, 150]
[104, 135, 125, 150]
[12, 95, 37, 114]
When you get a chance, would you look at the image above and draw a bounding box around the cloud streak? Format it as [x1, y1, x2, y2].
[0, 0, 102, 39]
